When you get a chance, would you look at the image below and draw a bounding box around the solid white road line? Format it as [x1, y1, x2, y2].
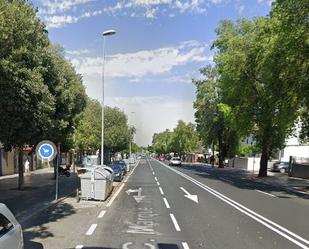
[106, 182, 125, 207]
[86, 224, 97, 236]
[75, 245, 83, 249]
[156, 181, 160, 186]
[182, 242, 190, 249]
[98, 210, 106, 218]
[170, 213, 181, 231]
[163, 197, 170, 209]
[159, 187, 164, 195]
[219, 177, 234, 184]
[255, 190, 276, 197]
[106, 161, 140, 207]
[156, 159, 309, 249]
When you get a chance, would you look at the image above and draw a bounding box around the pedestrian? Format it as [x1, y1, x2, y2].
[24, 158, 30, 175]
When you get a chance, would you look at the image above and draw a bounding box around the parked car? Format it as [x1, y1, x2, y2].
[0, 203, 23, 249]
[110, 164, 124, 182]
[271, 161, 289, 173]
[112, 161, 127, 175]
[169, 157, 182, 166]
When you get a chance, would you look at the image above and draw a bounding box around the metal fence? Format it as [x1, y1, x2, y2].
[289, 156, 309, 179]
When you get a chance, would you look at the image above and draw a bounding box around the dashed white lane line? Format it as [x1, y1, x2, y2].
[157, 160, 309, 249]
[152, 171, 155, 175]
[154, 177, 158, 181]
[159, 187, 164, 195]
[256, 190, 276, 197]
[163, 197, 170, 209]
[182, 242, 190, 249]
[75, 245, 83, 249]
[98, 210, 106, 218]
[86, 224, 97, 236]
[170, 213, 181, 231]
[219, 177, 234, 184]
[156, 181, 160, 186]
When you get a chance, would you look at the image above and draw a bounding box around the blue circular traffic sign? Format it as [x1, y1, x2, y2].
[36, 140, 57, 161]
[39, 144, 54, 159]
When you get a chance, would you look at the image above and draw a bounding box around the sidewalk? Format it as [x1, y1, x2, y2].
[184, 162, 309, 196]
[0, 167, 79, 222]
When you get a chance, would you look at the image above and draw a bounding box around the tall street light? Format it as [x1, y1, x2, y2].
[101, 29, 116, 166]
[129, 112, 135, 159]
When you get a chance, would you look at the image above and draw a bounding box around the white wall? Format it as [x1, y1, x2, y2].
[281, 145, 309, 162]
[229, 157, 260, 171]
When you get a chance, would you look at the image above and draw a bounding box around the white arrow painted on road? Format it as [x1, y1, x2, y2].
[122, 242, 133, 249]
[126, 188, 145, 203]
[180, 187, 199, 203]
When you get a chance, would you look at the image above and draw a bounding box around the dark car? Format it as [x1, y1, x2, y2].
[113, 160, 127, 175]
[110, 164, 124, 182]
[271, 161, 289, 173]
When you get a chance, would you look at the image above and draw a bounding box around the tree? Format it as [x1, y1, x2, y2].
[152, 130, 172, 155]
[213, 17, 300, 176]
[193, 66, 239, 167]
[169, 121, 199, 157]
[269, 0, 309, 142]
[0, 0, 87, 187]
[41, 45, 87, 151]
[0, 0, 55, 189]
[76, 99, 131, 163]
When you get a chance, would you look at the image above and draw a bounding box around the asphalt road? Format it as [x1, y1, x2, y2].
[23, 158, 309, 249]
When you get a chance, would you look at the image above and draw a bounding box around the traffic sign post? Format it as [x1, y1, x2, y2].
[36, 140, 59, 200]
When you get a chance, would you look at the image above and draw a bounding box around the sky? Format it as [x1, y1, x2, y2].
[31, 0, 273, 146]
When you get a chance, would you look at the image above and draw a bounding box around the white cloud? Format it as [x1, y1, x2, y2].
[257, 0, 275, 5]
[38, 0, 230, 28]
[71, 40, 212, 78]
[45, 14, 79, 28]
[39, 0, 95, 15]
[66, 49, 92, 55]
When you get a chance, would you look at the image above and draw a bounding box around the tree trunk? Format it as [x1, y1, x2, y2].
[218, 133, 224, 168]
[18, 148, 24, 190]
[258, 143, 269, 177]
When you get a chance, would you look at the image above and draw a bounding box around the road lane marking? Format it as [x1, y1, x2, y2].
[156, 181, 160, 186]
[122, 242, 133, 249]
[152, 172, 155, 175]
[98, 210, 106, 218]
[180, 187, 199, 203]
[75, 245, 83, 249]
[159, 187, 164, 195]
[170, 213, 181, 231]
[163, 197, 170, 208]
[107, 182, 126, 207]
[182, 242, 190, 249]
[156, 160, 309, 249]
[154, 177, 158, 181]
[86, 224, 97, 235]
[256, 190, 276, 197]
[107, 162, 139, 207]
[219, 177, 234, 184]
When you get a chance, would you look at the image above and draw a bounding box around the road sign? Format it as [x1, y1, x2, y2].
[36, 140, 57, 161]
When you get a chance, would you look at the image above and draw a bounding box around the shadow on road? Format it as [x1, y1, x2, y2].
[22, 201, 76, 249]
[179, 163, 308, 199]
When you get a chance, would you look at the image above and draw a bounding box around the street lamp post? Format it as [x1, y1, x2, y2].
[101, 29, 116, 166]
[129, 112, 135, 159]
